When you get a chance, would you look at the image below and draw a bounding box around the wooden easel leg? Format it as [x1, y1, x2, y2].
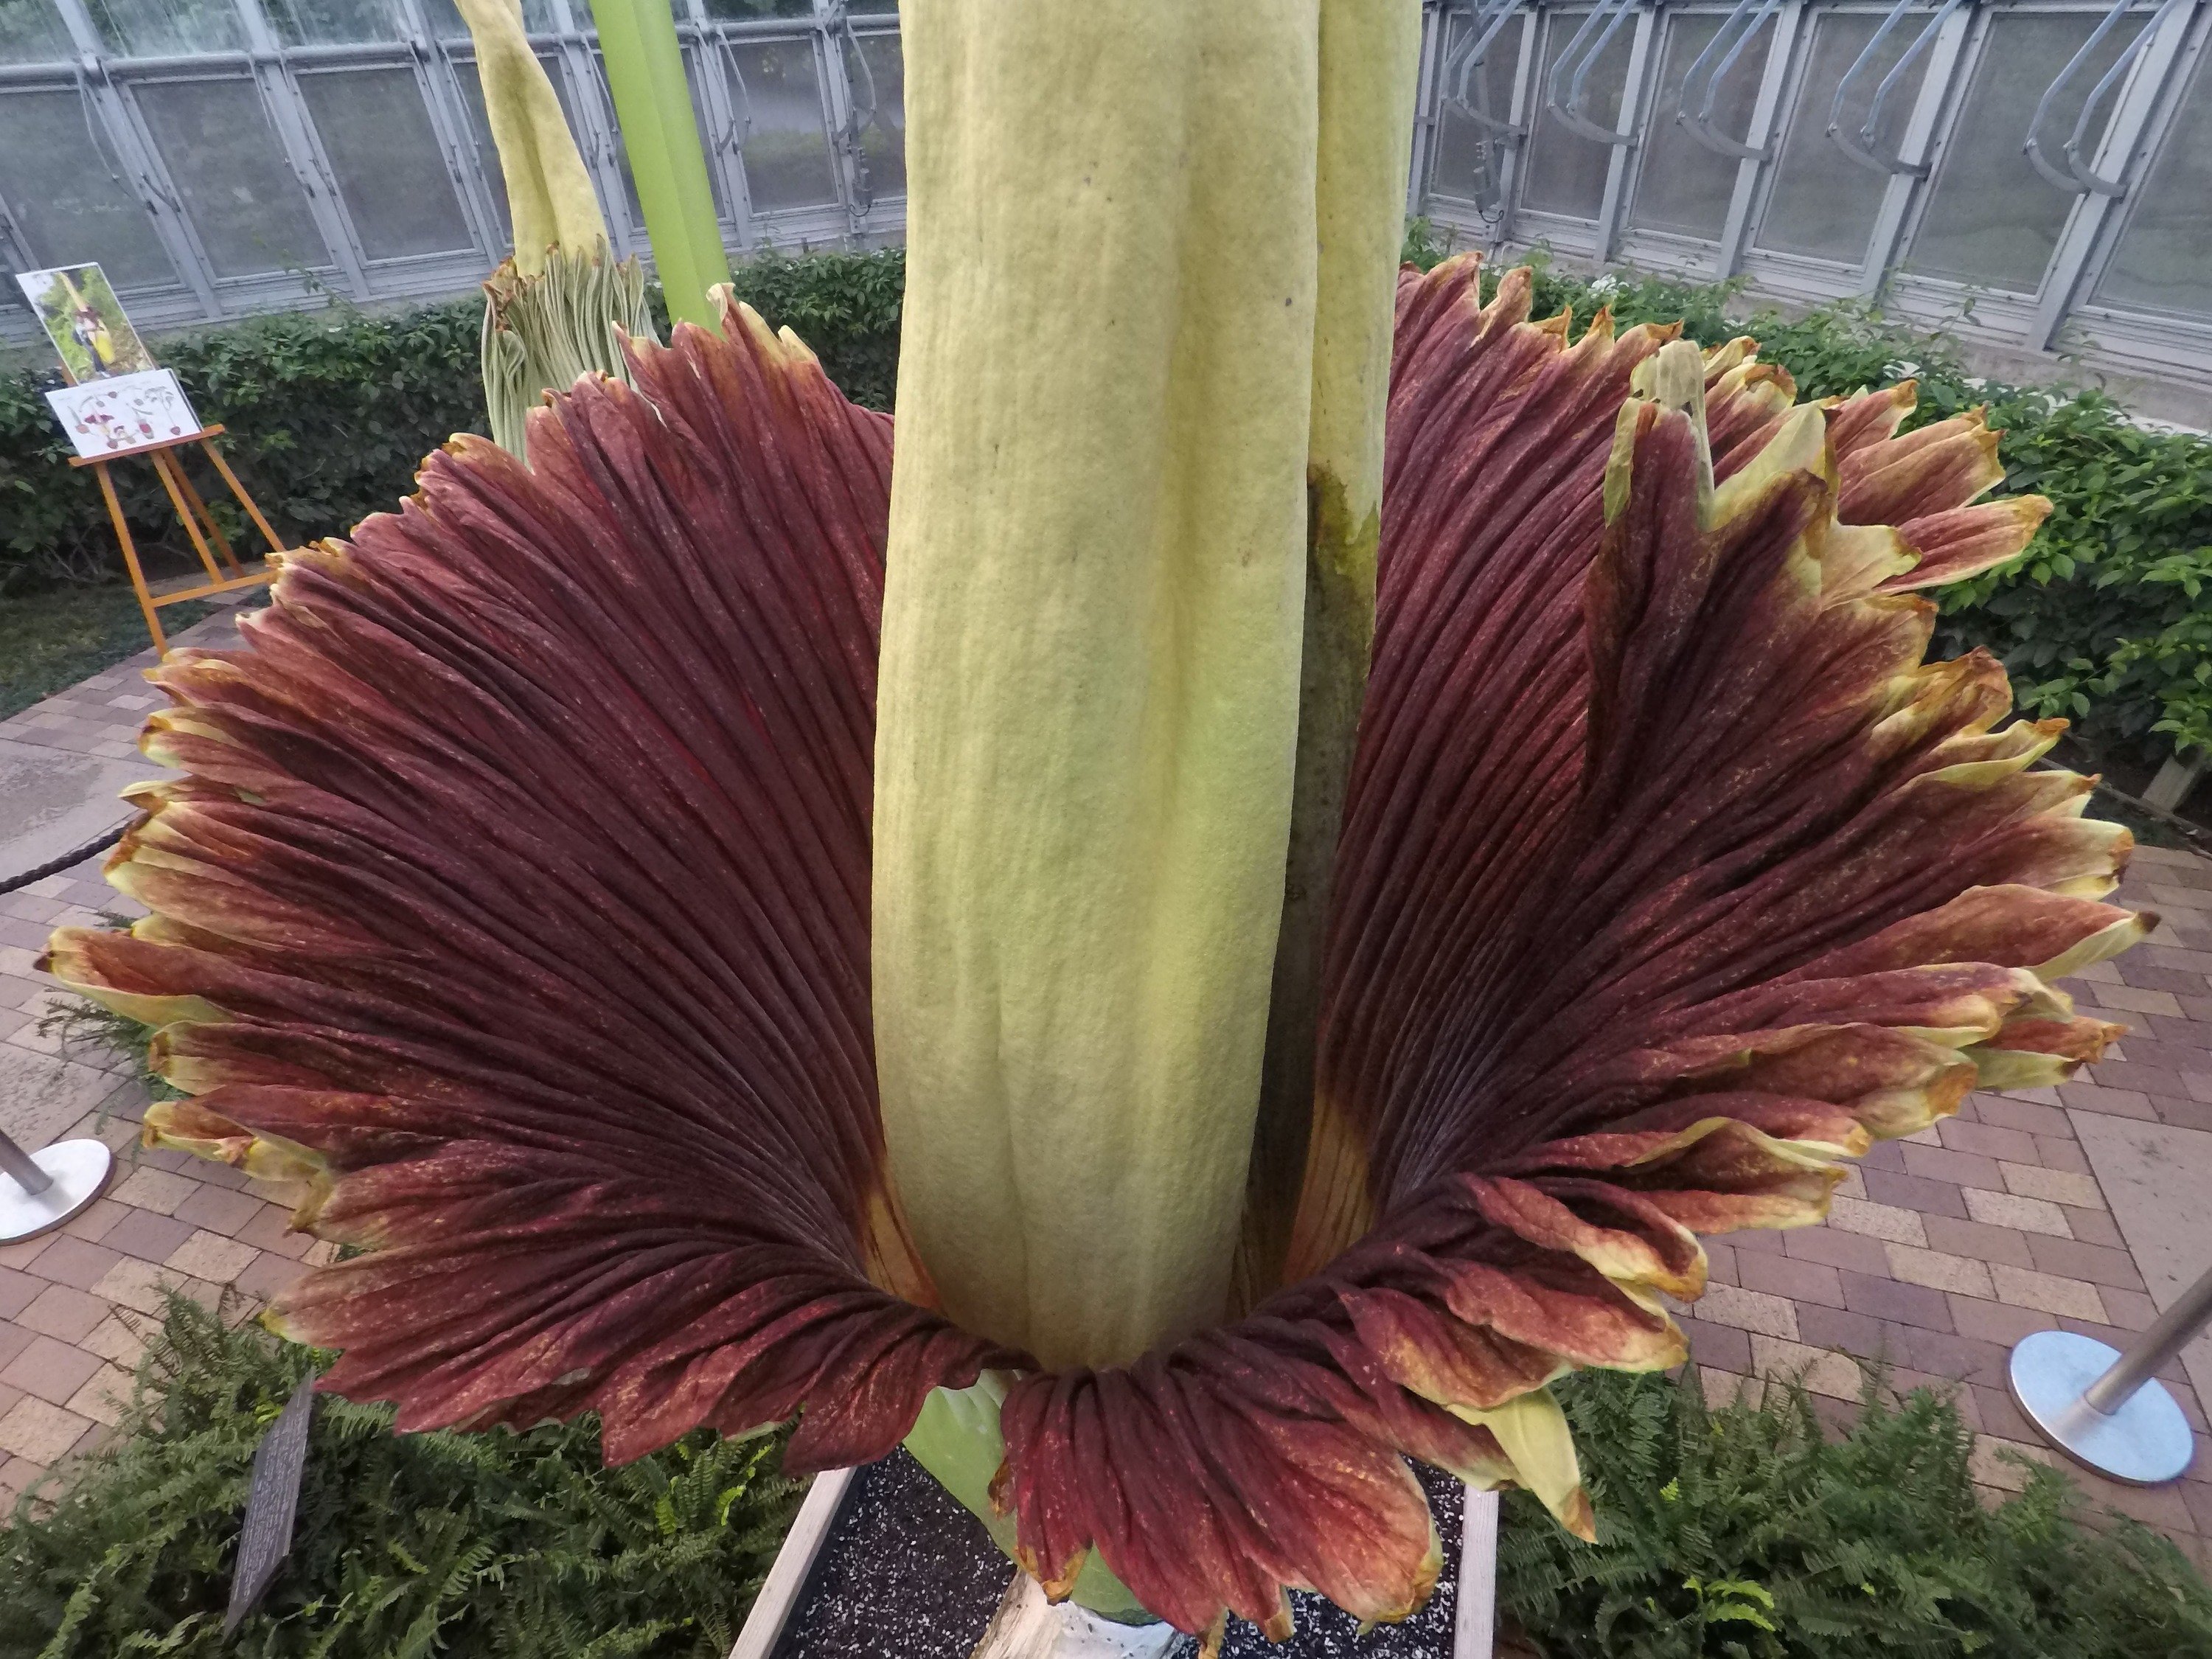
[159, 450, 244, 577]
[94, 462, 167, 656]
[201, 442, 289, 559]
[153, 451, 227, 585]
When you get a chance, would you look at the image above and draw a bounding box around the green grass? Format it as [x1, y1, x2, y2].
[0, 583, 213, 720]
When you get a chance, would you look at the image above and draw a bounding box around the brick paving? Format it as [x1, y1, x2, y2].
[4, 615, 2212, 1579]
[1680, 838, 2212, 1572]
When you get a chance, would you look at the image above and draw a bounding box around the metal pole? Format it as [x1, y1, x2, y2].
[2085, 1259, 2212, 1414]
[2008, 1256, 2212, 1486]
[0, 1130, 55, 1196]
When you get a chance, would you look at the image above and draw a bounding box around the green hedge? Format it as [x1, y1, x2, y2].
[10, 235, 2210, 771]
[0, 248, 905, 599]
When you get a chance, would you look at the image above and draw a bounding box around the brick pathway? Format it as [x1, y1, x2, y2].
[4, 615, 2212, 1579]
[1681, 839, 2212, 1572]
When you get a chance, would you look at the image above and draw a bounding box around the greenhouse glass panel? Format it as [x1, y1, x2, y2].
[0, 0, 73, 64]
[1427, 10, 1521, 212]
[262, 0, 402, 46]
[1755, 9, 1922, 263]
[1520, 7, 1634, 221]
[0, 88, 178, 287]
[423, 0, 556, 39]
[723, 37, 838, 212]
[700, 0, 815, 15]
[1630, 11, 1764, 241]
[133, 77, 330, 279]
[1907, 10, 2140, 292]
[83, 0, 243, 56]
[298, 68, 473, 260]
[846, 28, 902, 198]
[2092, 49, 2212, 320]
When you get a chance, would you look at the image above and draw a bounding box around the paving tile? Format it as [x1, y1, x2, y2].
[1677, 1315, 1751, 1374]
[17, 1284, 107, 1343]
[2060, 1206, 2125, 1248]
[1795, 1302, 1889, 1359]
[1689, 1283, 1799, 1340]
[2031, 1135, 2093, 1174]
[173, 1184, 265, 1236]
[1838, 1270, 1954, 1332]
[1961, 1187, 2071, 1237]
[1748, 1335, 1862, 1400]
[77, 1312, 150, 1369]
[101, 1208, 197, 1264]
[1825, 1195, 1927, 1246]
[2086, 1058, 2190, 1097]
[1990, 1262, 2106, 1321]
[1901, 1144, 2006, 1191]
[2024, 1234, 2145, 1290]
[1972, 1096, 2071, 1137]
[63, 1364, 134, 1428]
[88, 1257, 217, 1317]
[234, 1252, 306, 1304]
[1938, 1119, 2042, 1163]
[1781, 1226, 1893, 1276]
[111, 1166, 201, 1215]
[0, 1266, 41, 1322]
[1999, 1163, 2105, 1208]
[1885, 1325, 2008, 1389]
[2085, 982, 2187, 1018]
[1736, 1252, 1845, 1309]
[58, 1197, 129, 1245]
[164, 1231, 257, 1283]
[20, 1236, 124, 1293]
[0, 1335, 101, 1405]
[0, 1322, 31, 1371]
[1885, 1243, 1996, 1298]
[2056, 1081, 2158, 1119]
[0, 1397, 91, 1464]
[233, 1205, 313, 1259]
[1921, 1214, 2038, 1268]
[2096, 1284, 2160, 1330]
[1861, 1169, 1969, 1218]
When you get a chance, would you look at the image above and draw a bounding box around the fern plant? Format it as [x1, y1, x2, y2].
[0, 1296, 800, 1659]
[1500, 1368, 2212, 1659]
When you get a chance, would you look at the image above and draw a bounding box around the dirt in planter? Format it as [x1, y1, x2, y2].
[772, 1450, 1472, 1658]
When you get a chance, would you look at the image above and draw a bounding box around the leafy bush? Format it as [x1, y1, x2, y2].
[13, 232, 2207, 771]
[0, 1296, 800, 1659]
[0, 248, 905, 599]
[1501, 1367, 2212, 1659]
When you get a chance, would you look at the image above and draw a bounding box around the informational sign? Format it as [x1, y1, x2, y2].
[223, 1371, 318, 1637]
[15, 263, 156, 382]
[43, 369, 201, 460]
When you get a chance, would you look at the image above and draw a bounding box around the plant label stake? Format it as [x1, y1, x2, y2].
[2008, 1256, 2212, 1485]
[0, 1128, 113, 1245]
[224, 1370, 319, 1636]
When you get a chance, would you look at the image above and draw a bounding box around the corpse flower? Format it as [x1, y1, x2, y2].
[46, 1, 2136, 1652]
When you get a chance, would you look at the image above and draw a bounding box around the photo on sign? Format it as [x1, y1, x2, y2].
[44, 369, 201, 460]
[15, 262, 156, 382]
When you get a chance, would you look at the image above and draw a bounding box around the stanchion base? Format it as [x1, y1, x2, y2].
[0, 1138, 115, 1244]
[2008, 1328, 2194, 1486]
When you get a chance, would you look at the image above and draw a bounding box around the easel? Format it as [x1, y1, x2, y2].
[68, 422, 287, 654]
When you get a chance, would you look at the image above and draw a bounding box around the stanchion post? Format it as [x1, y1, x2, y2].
[2009, 1258, 2212, 1486]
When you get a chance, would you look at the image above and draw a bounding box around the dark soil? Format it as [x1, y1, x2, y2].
[771, 1450, 1470, 1658]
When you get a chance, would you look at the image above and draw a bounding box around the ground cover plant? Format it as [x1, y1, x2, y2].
[1501, 1368, 2212, 1659]
[7, 1283, 2205, 1658]
[0, 1295, 799, 1659]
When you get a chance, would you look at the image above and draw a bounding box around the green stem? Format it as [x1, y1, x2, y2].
[584, 0, 731, 329]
